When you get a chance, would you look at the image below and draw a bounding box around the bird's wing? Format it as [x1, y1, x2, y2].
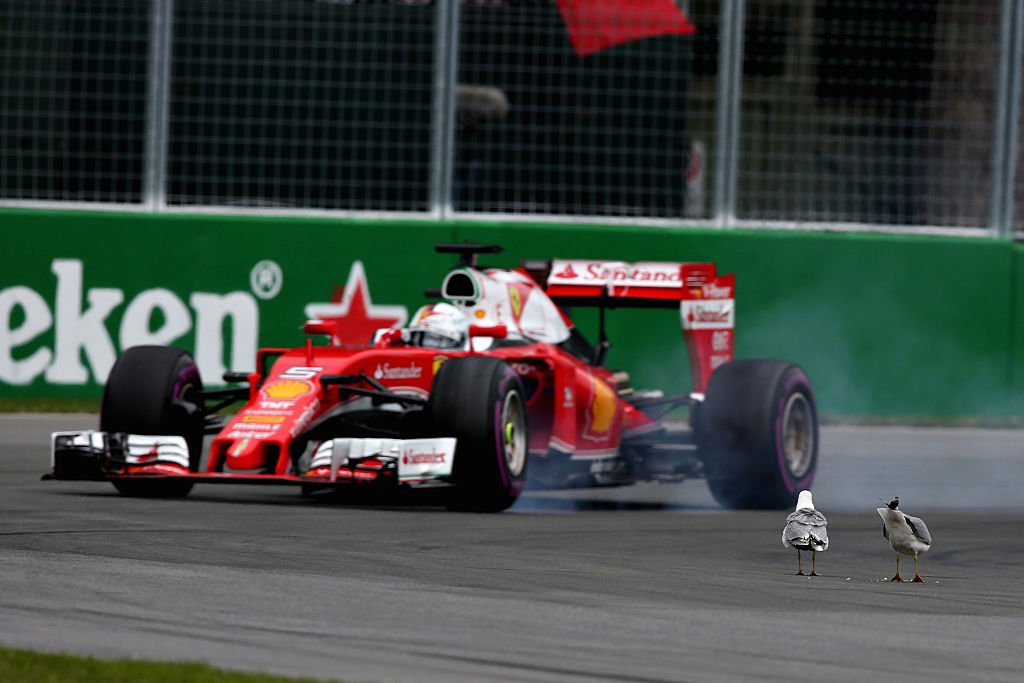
[787, 509, 826, 527]
[882, 523, 889, 540]
[782, 519, 804, 544]
[877, 508, 889, 539]
[784, 511, 828, 550]
[905, 514, 932, 546]
[813, 524, 829, 551]
[782, 523, 797, 547]
[783, 519, 809, 546]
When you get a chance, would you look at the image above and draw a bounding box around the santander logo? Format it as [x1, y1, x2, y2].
[554, 263, 578, 278]
[550, 260, 682, 286]
[403, 450, 447, 465]
[373, 363, 423, 380]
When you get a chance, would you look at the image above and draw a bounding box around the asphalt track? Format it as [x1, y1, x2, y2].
[2, 414, 1023, 682]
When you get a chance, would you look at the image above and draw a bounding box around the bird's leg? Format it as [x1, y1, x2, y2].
[795, 550, 804, 575]
[912, 551, 924, 583]
[810, 552, 820, 577]
[890, 553, 903, 582]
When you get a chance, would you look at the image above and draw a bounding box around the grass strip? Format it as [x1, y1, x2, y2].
[0, 646, 342, 683]
[0, 397, 100, 413]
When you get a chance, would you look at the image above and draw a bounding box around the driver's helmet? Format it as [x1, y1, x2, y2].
[408, 302, 469, 351]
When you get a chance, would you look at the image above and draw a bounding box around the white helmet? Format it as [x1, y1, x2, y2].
[408, 303, 469, 351]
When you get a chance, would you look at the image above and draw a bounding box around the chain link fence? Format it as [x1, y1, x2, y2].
[1, 0, 1021, 234]
[1, 0, 149, 203]
[168, 0, 435, 210]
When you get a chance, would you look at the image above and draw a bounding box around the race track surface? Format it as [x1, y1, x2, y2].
[2, 414, 1023, 682]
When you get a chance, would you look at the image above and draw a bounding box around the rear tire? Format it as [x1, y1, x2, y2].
[698, 359, 818, 510]
[430, 357, 528, 512]
[100, 346, 205, 498]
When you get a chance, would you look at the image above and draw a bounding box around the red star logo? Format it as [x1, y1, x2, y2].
[304, 261, 408, 346]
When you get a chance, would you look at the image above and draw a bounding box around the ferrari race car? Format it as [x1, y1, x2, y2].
[47, 243, 818, 511]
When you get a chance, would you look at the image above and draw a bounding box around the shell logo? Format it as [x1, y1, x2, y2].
[261, 379, 313, 400]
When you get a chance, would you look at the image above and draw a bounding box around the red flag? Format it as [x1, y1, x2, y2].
[555, 0, 697, 58]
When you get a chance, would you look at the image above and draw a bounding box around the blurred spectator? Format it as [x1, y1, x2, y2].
[454, 85, 510, 202]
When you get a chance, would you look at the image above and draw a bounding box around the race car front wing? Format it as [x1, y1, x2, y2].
[45, 431, 457, 489]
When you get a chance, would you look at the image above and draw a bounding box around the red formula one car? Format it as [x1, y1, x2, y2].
[47, 244, 818, 511]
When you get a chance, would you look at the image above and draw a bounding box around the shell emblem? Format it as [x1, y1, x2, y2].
[261, 379, 313, 400]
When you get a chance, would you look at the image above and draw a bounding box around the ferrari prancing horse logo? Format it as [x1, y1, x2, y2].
[508, 286, 523, 318]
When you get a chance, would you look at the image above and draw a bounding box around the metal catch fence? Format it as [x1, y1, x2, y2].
[1, 1, 1021, 235]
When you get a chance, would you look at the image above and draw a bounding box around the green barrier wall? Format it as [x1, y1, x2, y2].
[2, 208, 1022, 420]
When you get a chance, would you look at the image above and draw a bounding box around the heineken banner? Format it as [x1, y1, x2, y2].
[2, 208, 1022, 419]
[1, 210, 448, 398]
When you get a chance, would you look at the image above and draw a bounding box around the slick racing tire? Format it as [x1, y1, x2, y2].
[430, 356, 528, 512]
[697, 359, 818, 510]
[100, 345, 205, 498]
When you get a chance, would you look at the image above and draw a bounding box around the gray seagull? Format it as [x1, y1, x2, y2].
[782, 490, 829, 576]
[877, 496, 932, 582]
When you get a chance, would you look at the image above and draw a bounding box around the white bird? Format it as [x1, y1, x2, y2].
[877, 496, 932, 583]
[783, 490, 829, 576]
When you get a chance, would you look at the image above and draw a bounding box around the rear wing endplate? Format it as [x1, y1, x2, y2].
[527, 259, 735, 393]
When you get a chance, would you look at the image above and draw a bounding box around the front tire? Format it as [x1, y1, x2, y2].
[100, 346, 205, 498]
[698, 359, 818, 509]
[430, 357, 528, 512]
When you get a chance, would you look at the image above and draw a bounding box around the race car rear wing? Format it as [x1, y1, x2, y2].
[522, 259, 735, 393]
